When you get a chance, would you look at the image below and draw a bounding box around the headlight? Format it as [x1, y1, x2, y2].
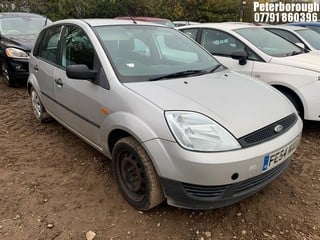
[5, 48, 29, 59]
[165, 111, 241, 152]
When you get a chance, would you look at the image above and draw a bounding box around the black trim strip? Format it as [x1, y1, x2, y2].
[41, 91, 100, 129]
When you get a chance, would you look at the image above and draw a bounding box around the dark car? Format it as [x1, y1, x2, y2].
[0, 12, 51, 86]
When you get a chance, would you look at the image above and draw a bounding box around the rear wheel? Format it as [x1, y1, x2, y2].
[30, 87, 51, 123]
[1, 62, 15, 87]
[112, 137, 164, 210]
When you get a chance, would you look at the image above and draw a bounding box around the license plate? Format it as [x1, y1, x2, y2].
[262, 138, 298, 172]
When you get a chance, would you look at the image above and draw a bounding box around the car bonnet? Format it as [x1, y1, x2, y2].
[124, 70, 295, 138]
[270, 51, 320, 73]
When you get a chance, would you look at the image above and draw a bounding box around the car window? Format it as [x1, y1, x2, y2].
[266, 29, 302, 45]
[95, 25, 219, 83]
[0, 16, 50, 35]
[306, 26, 320, 34]
[180, 28, 198, 40]
[38, 26, 62, 63]
[295, 29, 320, 50]
[61, 25, 94, 69]
[200, 28, 260, 61]
[235, 27, 303, 57]
[155, 34, 199, 63]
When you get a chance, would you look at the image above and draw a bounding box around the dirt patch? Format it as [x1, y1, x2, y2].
[0, 77, 319, 240]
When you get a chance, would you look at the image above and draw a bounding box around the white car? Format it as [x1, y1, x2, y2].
[263, 25, 320, 52]
[179, 23, 320, 121]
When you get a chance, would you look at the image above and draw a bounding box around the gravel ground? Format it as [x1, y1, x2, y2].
[0, 76, 319, 240]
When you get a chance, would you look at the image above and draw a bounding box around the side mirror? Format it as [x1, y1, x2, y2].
[231, 50, 248, 65]
[66, 64, 97, 80]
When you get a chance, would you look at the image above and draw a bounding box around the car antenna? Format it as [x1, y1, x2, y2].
[130, 16, 137, 24]
[44, 16, 48, 26]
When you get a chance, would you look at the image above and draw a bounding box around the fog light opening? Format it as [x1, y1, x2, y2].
[231, 173, 239, 181]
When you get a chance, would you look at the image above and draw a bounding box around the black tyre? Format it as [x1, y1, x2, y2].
[112, 137, 164, 210]
[1, 62, 15, 87]
[282, 91, 304, 119]
[30, 87, 51, 123]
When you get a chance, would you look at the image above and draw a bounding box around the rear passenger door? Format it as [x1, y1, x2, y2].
[33, 25, 63, 113]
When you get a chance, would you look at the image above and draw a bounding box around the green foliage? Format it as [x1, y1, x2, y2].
[0, 0, 255, 23]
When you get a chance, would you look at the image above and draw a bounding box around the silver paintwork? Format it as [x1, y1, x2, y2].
[28, 19, 303, 207]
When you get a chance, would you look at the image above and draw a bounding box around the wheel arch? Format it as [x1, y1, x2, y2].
[108, 129, 131, 155]
[272, 84, 304, 118]
[102, 112, 166, 157]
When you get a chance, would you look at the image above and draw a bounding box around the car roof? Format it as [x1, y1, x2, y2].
[179, 22, 258, 31]
[264, 25, 307, 31]
[51, 18, 169, 28]
[115, 16, 171, 21]
[0, 12, 46, 18]
[290, 21, 320, 26]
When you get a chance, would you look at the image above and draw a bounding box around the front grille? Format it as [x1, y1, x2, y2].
[238, 113, 297, 148]
[183, 159, 290, 199]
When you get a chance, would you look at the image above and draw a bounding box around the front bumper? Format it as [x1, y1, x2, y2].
[159, 158, 290, 209]
[6, 58, 29, 81]
[143, 116, 302, 209]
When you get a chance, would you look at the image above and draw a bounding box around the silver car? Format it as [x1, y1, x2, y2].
[27, 19, 302, 210]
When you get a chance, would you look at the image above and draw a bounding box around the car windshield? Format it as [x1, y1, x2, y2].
[0, 15, 50, 36]
[295, 29, 320, 50]
[234, 27, 303, 57]
[94, 25, 220, 83]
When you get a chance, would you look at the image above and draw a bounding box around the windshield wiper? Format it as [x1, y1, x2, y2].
[149, 70, 207, 81]
[208, 64, 224, 73]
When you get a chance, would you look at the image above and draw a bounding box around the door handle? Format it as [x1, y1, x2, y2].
[34, 65, 39, 72]
[55, 78, 63, 87]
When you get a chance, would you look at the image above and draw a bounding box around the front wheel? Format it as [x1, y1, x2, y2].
[112, 137, 164, 210]
[1, 62, 15, 87]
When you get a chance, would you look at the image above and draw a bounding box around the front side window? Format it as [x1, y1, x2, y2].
[235, 27, 303, 57]
[180, 28, 198, 40]
[201, 29, 246, 56]
[200, 29, 260, 61]
[38, 26, 62, 63]
[61, 25, 94, 69]
[95, 25, 220, 83]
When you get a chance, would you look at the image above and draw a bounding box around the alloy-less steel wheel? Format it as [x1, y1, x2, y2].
[1, 62, 15, 87]
[112, 137, 164, 210]
[31, 87, 51, 123]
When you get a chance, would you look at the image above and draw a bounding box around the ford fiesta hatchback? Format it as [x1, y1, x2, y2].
[27, 19, 302, 210]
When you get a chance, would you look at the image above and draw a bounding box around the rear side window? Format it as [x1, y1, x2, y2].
[37, 26, 62, 64]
